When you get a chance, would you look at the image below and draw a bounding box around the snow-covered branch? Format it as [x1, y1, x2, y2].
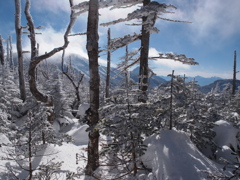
[68, 32, 87, 36]
[119, 47, 141, 60]
[158, 17, 191, 23]
[149, 53, 198, 65]
[114, 47, 141, 78]
[100, 33, 141, 53]
[72, 0, 143, 17]
[100, 2, 177, 27]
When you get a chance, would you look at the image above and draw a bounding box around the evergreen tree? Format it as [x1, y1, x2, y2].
[2, 102, 71, 179]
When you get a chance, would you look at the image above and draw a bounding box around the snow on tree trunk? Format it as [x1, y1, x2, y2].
[15, 0, 26, 102]
[138, 0, 150, 103]
[85, 0, 100, 176]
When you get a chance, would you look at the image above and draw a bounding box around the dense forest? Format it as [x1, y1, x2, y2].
[0, 0, 239, 179]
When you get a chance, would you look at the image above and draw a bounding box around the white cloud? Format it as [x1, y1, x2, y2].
[22, 26, 87, 59]
[32, 0, 84, 14]
[157, 0, 240, 44]
[149, 48, 191, 69]
[185, 0, 240, 42]
[22, 25, 108, 66]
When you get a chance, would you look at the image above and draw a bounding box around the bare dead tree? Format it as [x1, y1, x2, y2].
[9, 36, 14, 71]
[105, 28, 111, 98]
[0, 35, 5, 87]
[0, 35, 4, 66]
[15, 0, 26, 102]
[232, 50, 237, 95]
[100, 1, 192, 102]
[24, 0, 77, 106]
[6, 37, 10, 65]
[85, 0, 100, 176]
[61, 49, 84, 116]
[138, 0, 150, 103]
[169, 70, 174, 130]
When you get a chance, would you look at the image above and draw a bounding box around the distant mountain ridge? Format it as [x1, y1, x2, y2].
[199, 79, 240, 94]
[60, 55, 229, 89]
[160, 75, 223, 86]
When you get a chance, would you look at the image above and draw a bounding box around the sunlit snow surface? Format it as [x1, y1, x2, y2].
[142, 129, 221, 180]
[0, 120, 239, 179]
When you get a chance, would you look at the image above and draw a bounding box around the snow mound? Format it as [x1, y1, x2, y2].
[68, 124, 89, 146]
[77, 104, 89, 118]
[0, 133, 11, 145]
[213, 120, 239, 162]
[213, 120, 239, 149]
[143, 129, 220, 180]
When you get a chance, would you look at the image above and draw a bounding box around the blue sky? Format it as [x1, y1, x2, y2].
[0, 0, 240, 78]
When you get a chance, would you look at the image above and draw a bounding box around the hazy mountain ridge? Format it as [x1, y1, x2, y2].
[199, 79, 240, 94]
[56, 55, 231, 90]
[160, 75, 223, 86]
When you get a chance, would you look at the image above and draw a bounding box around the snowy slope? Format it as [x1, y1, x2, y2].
[1, 120, 238, 179]
[142, 129, 221, 180]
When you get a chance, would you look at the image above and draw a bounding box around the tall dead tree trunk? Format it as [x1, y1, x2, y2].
[24, 0, 76, 105]
[85, 0, 100, 176]
[232, 50, 237, 95]
[9, 36, 14, 71]
[6, 38, 9, 64]
[61, 50, 84, 116]
[0, 35, 5, 87]
[169, 70, 174, 130]
[15, 0, 26, 102]
[0, 35, 4, 66]
[105, 28, 111, 98]
[138, 0, 151, 103]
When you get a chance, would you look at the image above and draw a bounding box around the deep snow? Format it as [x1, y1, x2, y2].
[142, 129, 221, 180]
[0, 119, 239, 179]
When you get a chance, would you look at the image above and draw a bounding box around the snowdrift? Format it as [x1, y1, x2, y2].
[143, 129, 221, 180]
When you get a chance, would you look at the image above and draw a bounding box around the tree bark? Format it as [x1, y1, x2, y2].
[9, 36, 14, 71]
[138, 0, 151, 103]
[85, 0, 100, 176]
[0, 35, 4, 66]
[232, 50, 237, 95]
[24, 0, 76, 105]
[61, 50, 84, 116]
[0, 35, 5, 87]
[15, 0, 27, 102]
[170, 70, 174, 130]
[105, 28, 111, 98]
[6, 38, 9, 64]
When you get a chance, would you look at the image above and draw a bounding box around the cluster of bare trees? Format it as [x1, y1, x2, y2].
[76, 0, 198, 176]
[0, 0, 200, 177]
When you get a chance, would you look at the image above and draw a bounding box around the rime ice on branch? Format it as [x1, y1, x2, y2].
[149, 52, 198, 65]
[100, 33, 142, 53]
[72, 0, 144, 16]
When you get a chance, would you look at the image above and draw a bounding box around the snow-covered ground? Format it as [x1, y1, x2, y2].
[142, 129, 220, 180]
[0, 119, 239, 179]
